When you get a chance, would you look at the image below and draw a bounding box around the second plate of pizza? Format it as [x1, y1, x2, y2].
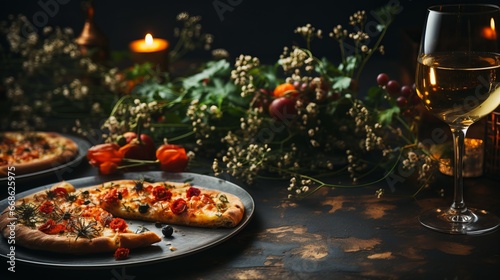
[0, 171, 255, 268]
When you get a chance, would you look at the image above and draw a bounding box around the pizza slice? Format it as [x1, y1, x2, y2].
[98, 179, 245, 228]
[0, 181, 161, 255]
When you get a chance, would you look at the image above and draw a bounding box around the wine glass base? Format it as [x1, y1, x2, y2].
[419, 207, 500, 235]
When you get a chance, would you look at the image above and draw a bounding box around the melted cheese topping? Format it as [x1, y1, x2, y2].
[99, 181, 231, 224]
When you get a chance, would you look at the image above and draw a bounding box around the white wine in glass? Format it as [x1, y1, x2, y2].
[415, 4, 500, 234]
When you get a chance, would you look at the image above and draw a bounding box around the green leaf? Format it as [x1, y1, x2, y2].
[331, 76, 352, 91]
[133, 81, 180, 101]
[378, 106, 400, 125]
[181, 60, 231, 90]
[318, 57, 342, 78]
[365, 86, 386, 107]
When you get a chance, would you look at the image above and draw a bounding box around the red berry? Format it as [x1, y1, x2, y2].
[376, 73, 389, 86]
[400, 85, 413, 97]
[269, 97, 297, 121]
[386, 80, 400, 95]
[396, 96, 408, 107]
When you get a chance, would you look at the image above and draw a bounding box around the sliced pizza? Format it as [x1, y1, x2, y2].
[0, 177, 245, 257]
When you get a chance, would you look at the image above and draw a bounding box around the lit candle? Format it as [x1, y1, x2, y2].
[481, 18, 496, 40]
[129, 33, 169, 70]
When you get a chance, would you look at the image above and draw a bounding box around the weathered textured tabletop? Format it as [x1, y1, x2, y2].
[1, 158, 499, 280]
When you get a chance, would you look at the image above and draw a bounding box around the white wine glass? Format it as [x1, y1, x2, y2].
[415, 4, 500, 234]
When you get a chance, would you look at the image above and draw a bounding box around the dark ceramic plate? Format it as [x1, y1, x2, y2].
[0, 134, 91, 182]
[0, 171, 255, 268]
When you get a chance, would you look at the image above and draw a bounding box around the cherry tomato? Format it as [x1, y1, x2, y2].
[109, 218, 128, 232]
[38, 219, 66, 234]
[152, 186, 172, 201]
[102, 188, 120, 204]
[155, 144, 189, 172]
[39, 201, 54, 214]
[186, 186, 201, 198]
[113, 247, 130, 260]
[170, 198, 187, 214]
[269, 97, 297, 121]
[50, 187, 69, 198]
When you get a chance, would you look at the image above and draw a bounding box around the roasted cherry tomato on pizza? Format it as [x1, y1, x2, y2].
[38, 219, 66, 235]
[155, 144, 189, 172]
[109, 218, 128, 233]
[170, 198, 187, 214]
[113, 247, 130, 260]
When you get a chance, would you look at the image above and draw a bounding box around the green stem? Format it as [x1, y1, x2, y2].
[168, 130, 196, 142]
[116, 158, 160, 170]
[122, 158, 159, 164]
[353, 18, 393, 83]
[289, 147, 403, 199]
[109, 95, 133, 117]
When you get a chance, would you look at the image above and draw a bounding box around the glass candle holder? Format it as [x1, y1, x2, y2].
[439, 138, 484, 178]
[485, 109, 500, 178]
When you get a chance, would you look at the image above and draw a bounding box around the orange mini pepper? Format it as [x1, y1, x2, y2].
[87, 143, 123, 167]
[155, 144, 189, 172]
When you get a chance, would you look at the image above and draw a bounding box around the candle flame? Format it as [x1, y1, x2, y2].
[482, 18, 497, 40]
[145, 33, 153, 45]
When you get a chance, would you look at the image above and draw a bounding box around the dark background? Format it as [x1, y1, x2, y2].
[1, 0, 498, 80]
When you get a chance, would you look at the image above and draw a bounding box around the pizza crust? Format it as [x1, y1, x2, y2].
[0, 222, 160, 255]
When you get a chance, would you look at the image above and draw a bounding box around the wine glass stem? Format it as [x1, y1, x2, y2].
[450, 126, 468, 214]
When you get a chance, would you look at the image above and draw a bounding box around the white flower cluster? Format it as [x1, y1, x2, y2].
[171, 12, 214, 62]
[288, 176, 313, 197]
[53, 79, 88, 100]
[1, 14, 121, 132]
[402, 148, 436, 189]
[101, 98, 160, 142]
[186, 100, 217, 149]
[213, 130, 271, 185]
[231, 55, 260, 97]
[347, 101, 384, 152]
[279, 47, 313, 72]
[294, 23, 323, 40]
